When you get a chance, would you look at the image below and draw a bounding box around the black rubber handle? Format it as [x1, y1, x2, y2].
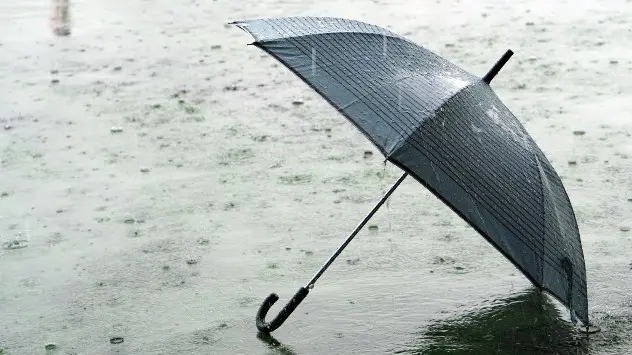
[256, 287, 310, 333]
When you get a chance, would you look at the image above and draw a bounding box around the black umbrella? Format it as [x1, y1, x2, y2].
[232, 16, 597, 334]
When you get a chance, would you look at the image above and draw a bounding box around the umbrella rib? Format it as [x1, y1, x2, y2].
[534, 152, 585, 284]
[534, 152, 547, 283]
[536, 160, 587, 243]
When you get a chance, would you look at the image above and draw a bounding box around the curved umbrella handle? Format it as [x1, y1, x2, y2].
[256, 287, 310, 333]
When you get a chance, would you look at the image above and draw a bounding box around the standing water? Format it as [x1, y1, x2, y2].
[0, 0, 631, 354]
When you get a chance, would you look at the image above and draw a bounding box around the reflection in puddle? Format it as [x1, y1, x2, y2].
[396, 288, 590, 354]
[257, 331, 298, 355]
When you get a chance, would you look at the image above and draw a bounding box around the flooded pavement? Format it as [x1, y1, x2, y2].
[1, 0, 631, 354]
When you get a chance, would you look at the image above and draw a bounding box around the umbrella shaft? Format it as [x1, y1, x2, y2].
[482, 49, 514, 84]
[306, 171, 409, 288]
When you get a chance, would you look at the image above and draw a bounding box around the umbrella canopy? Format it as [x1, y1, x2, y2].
[233, 16, 590, 327]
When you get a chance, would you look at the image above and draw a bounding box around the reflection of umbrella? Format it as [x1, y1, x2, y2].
[256, 332, 297, 355]
[232, 16, 596, 334]
[398, 288, 588, 355]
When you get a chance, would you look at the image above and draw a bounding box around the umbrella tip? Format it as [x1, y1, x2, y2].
[482, 49, 514, 85]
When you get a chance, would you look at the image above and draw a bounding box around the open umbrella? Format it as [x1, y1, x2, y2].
[232, 16, 597, 334]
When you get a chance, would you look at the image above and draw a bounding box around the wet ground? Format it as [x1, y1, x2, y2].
[1, 0, 632, 354]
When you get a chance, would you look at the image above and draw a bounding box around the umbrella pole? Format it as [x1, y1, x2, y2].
[306, 171, 409, 287]
[255, 171, 409, 333]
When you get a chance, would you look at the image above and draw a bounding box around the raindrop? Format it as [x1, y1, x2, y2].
[2, 237, 28, 250]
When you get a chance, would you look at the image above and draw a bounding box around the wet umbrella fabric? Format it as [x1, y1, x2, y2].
[233, 16, 590, 331]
